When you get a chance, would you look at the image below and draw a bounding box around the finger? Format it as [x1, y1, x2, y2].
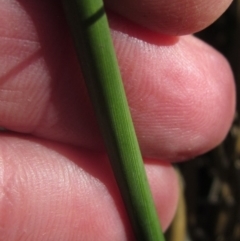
[0, 134, 179, 240]
[104, 0, 233, 35]
[0, 1, 236, 161]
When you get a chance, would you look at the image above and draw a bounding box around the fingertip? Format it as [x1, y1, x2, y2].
[112, 32, 235, 161]
[105, 0, 233, 35]
[0, 135, 179, 240]
[145, 160, 179, 231]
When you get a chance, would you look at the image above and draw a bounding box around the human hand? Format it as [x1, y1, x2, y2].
[0, 0, 235, 240]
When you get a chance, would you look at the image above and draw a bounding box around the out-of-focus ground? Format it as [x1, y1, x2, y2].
[166, 1, 240, 240]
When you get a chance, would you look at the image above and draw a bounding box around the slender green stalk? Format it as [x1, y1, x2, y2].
[61, 0, 165, 240]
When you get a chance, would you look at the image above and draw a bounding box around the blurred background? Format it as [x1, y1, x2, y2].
[166, 1, 240, 240]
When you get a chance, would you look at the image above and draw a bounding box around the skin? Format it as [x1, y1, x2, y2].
[104, 0, 233, 34]
[0, 0, 236, 240]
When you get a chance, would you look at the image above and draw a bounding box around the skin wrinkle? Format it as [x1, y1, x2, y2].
[0, 26, 53, 133]
[0, 36, 39, 46]
[0, 41, 41, 80]
[0, 38, 45, 126]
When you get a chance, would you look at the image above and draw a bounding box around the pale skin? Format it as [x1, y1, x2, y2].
[0, 0, 236, 240]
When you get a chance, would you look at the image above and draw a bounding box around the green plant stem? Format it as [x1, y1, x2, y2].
[61, 0, 165, 240]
